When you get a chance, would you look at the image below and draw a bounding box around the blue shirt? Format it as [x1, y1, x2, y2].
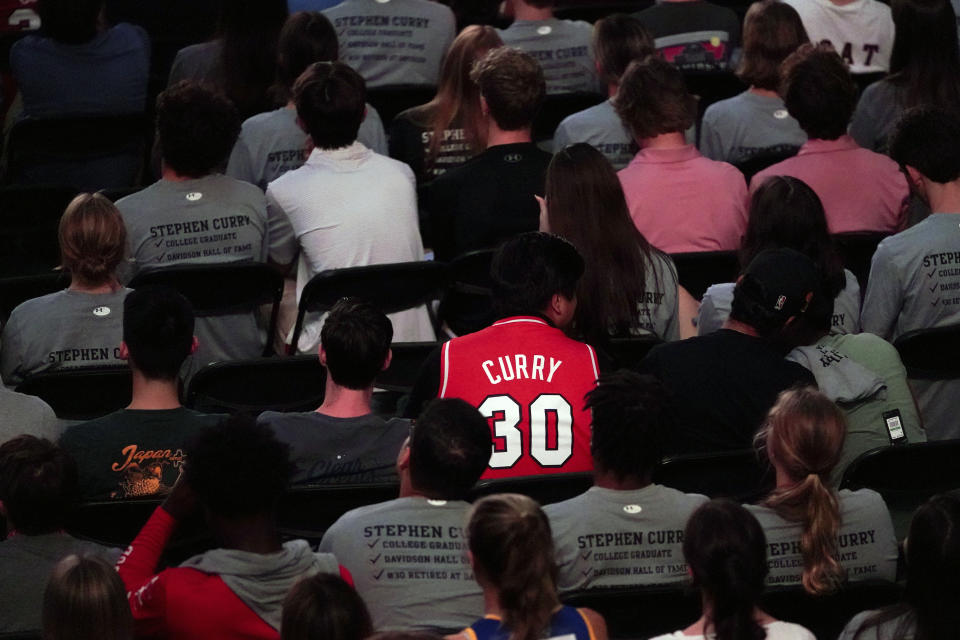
[463, 607, 595, 640]
[288, 0, 342, 9]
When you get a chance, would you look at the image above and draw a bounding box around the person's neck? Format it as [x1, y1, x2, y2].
[639, 131, 688, 150]
[316, 377, 373, 418]
[774, 465, 796, 491]
[486, 125, 532, 148]
[215, 514, 283, 554]
[68, 277, 121, 295]
[161, 165, 203, 182]
[748, 86, 780, 98]
[926, 180, 960, 214]
[721, 317, 760, 337]
[685, 599, 775, 635]
[594, 469, 651, 491]
[607, 82, 619, 99]
[514, 4, 553, 20]
[127, 370, 182, 410]
[482, 587, 504, 618]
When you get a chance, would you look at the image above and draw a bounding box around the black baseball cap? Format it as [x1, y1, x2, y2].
[736, 248, 818, 324]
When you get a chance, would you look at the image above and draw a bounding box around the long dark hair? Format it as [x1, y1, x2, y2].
[853, 491, 960, 640]
[888, 0, 960, 112]
[468, 494, 560, 640]
[217, 0, 289, 118]
[545, 143, 663, 344]
[742, 176, 845, 299]
[684, 500, 768, 640]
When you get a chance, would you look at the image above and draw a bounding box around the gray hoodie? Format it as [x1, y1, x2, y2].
[180, 540, 339, 630]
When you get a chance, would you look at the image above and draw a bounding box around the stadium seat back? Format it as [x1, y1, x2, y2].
[733, 146, 800, 183]
[185, 356, 326, 414]
[16, 366, 132, 421]
[833, 231, 889, 293]
[437, 248, 495, 337]
[653, 449, 771, 502]
[0, 185, 78, 277]
[277, 482, 401, 544]
[472, 472, 594, 505]
[670, 250, 739, 300]
[892, 325, 960, 381]
[563, 586, 700, 640]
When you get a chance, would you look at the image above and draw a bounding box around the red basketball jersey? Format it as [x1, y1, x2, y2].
[439, 316, 599, 479]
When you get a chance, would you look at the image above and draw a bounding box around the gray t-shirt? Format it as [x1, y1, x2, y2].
[543, 484, 708, 592]
[168, 40, 221, 87]
[1, 288, 129, 387]
[698, 268, 861, 336]
[745, 488, 898, 588]
[699, 90, 807, 164]
[861, 213, 960, 440]
[496, 18, 601, 95]
[553, 99, 636, 170]
[0, 385, 61, 441]
[227, 106, 388, 191]
[0, 533, 120, 633]
[323, 0, 456, 87]
[117, 175, 272, 371]
[837, 610, 914, 640]
[257, 410, 409, 484]
[849, 79, 904, 154]
[319, 496, 482, 631]
[637, 250, 682, 341]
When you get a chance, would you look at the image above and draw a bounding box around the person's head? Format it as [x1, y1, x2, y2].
[737, 0, 809, 90]
[320, 298, 393, 390]
[403, 399, 491, 500]
[615, 56, 697, 141]
[38, 0, 102, 44]
[470, 47, 545, 132]
[185, 414, 293, 522]
[276, 12, 339, 96]
[58, 193, 126, 287]
[281, 574, 373, 640]
[468, 494, 559, 640]
[122, 286, 195, 381]
[755, 387, 847, 594]
[729, 248, 818, 341]
[491, 232, 584, 325]
[780, 43, 857, 140]
[742, 176, 844, 301]
[901, 491, 960, 637]
[428, 25, 503, 158]
[593, 14, 655, 86]
[683, 500, 768, 640]
[586, 370, 668, 485]
[889, 0, 960, 108]
[889, 106, 960, 202]
[156, 82, 241, 178]
[43, 555, 132, 640]
[294, 61, 366, 150]
[0, 436, 78, 535]
[543, 143, 654, 341]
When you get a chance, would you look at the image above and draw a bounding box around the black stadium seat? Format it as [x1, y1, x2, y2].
[653, 449, 771, 502]
[16, 366, 132, 421]
[185, 356, 327, 414]
[670, 250, 740, 300]
[563, 586, 700, 639]
[366, 84, 437, 128]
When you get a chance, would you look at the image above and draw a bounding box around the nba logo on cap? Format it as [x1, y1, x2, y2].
[775, 295, 786, 311]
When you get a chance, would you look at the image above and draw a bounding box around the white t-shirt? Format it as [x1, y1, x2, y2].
[266, 141, 434, 353]
[782, 0, 894, 73]
[649, 620, 816, 640]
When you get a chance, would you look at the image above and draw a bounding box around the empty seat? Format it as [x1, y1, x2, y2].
[16, 366, 132, 421]
[833, 231, 890, 293]
[670, 250, 740, 300]
[0, 185, 77, 277]
[277, 482, 400, 544]
[563, 586, 700, 639]
[653, 449, 771, 502]
[437, 249, 495, 337]
[185, 356, 326, 414]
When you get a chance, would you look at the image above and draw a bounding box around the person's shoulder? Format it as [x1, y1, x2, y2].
[106, 22, 150, 47]
[240, 107, 288, 133]
[838, 486, 888, 509]
[329, 497, 410, 529]
[7, 289, 69, 321]
[765, 620, 817, 640]
[702, 91, 750, 120]
[60, 409, 126, 446]
[556, 18, 594, 35]
[173, 40, 219, 64]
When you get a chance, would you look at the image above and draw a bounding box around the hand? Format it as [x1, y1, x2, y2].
[162, 472, 199, 522]
[536, 195, 549, 232]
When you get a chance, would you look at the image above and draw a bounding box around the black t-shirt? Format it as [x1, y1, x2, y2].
[634, 1, 741, 71]
[421, 142, 552, 261]
[389, 105, 475, 187]
[639, 329, 816, 455]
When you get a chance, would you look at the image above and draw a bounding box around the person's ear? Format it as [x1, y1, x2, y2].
[382, 348, 393, 372]
[190, 336, 199, 355]
[118, 342, 130, 361]
[397, 442, 411, 472]
[479, 95, 490, 117]
[319, 346, 328, 367]
[905, 165, 928, 201]
[536, 195, 549, 232]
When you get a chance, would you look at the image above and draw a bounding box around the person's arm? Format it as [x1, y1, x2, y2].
[580, 608, 609, 640]
[265, 188, 298, 275]
[698, 109, 725, 161]
[402, 344, 443, 418]
[115, 477, 198, 636]
[676, 285, 698, 340]
[225, 131, 258, 188]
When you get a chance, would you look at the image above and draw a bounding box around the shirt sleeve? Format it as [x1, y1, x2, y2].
[360, 106, 389, 156]
[553, 119, 572, 154]
[0, 311, 25, 387]
[698, 109, 724, 161]
[860, 241, 902, 340]
[116, 506, 179, 637]
[226, 133, 258, 188]
[265, 188, 299, 267]
[402, 344, 443, 419]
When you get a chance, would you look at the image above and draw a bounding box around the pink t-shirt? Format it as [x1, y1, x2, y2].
[750, 135, 908, 233]
[618, 145, 749, 253]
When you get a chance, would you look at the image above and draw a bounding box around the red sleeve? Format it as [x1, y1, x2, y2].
[339, 565, 354, 587]
[115, 505, 178, 637]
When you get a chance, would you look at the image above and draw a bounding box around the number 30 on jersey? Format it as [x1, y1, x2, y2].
[478, 394, 573, 468]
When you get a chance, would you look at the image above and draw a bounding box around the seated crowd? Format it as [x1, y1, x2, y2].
[4, 0, 960, 638]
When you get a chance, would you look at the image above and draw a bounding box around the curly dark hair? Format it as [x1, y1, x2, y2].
[185, 414, 293, 517]
[156, 81, 241, 178]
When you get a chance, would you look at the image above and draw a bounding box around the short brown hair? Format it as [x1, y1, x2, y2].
[43, 555, 132, 640]
[615, 56, 696, 140]
[594, 14, 655, 85]
[294, 61, 366, 150]
[781, 43, 857, 140]
[58, 193, 126, 286]
[737, 0, 808, 90]
[470, 47, 545, 131]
